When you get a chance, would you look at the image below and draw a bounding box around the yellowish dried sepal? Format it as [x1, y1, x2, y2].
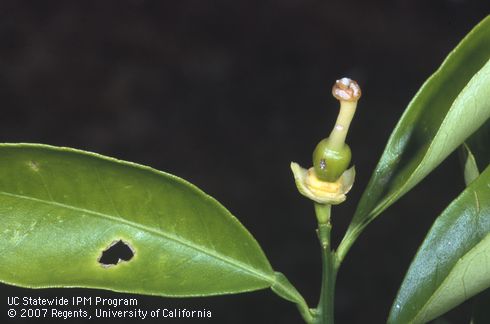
[290, 162, 355, 205]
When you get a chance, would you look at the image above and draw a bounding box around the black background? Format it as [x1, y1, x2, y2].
[1, 1, 488, 323]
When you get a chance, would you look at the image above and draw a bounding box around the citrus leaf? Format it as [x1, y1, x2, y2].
[0, 144, 275, 296]
[463, 120, 489, 323]
[465, 120, 490, 172]
[272, 272, 314, 323]
[458, 119, 489, 186]
[460, 143, 480, 185]
[338, 16, 490, 260]
[388, 165, 490, 324]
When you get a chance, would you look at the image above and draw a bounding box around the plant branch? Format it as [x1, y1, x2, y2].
[336, 227, 361, 265]
[313, 203, 338, 324]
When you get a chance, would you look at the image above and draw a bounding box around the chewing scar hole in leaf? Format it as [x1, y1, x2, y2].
[98, 240, 134, 267]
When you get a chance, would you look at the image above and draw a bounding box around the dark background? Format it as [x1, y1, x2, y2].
[1, 1, 488, 323]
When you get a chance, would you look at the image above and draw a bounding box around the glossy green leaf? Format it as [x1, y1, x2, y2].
[465, 120, 490, 172]
[0, 144, 275, 296]
[460, 143, 480, 185]
[272, 272, 314, 323]
[388, 165, 490, 324]
[338, 16, 490, 260]
[464, 121, 489, 324]
[458, 119, 489, 186]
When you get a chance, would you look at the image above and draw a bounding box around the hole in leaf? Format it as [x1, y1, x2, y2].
[98, 240, 134, 267]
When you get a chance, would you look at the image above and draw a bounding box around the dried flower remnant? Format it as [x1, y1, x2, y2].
[291, 77, 361, 205]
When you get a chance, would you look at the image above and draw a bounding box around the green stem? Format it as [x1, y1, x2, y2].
[313, 203, 338, 324]
[336, 227, 359, 265]
[314, 203, 331, 226]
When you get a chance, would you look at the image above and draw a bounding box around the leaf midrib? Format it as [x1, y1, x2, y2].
[0, 190, 274, 283]
[366, 59, 490, 223]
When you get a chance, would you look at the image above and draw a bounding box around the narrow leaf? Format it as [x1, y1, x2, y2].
[0, 144, 275, 296]
[388, 166, 490, 324]
[460, 143, 480, 185]
[339, 16, 490, 259]
[463, 121, 489, 323]
[465, 120, 490, 172]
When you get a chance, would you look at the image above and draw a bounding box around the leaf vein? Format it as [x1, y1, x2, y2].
[0, 191, 273, 283]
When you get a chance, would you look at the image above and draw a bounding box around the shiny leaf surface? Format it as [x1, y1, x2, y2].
[464, 120, 490, 324]
[0, 144, 274, 296]
[388, 166, 490, 324]
[339, 16, 490, 260]
[465, 120, 490, 172]
[460, 143, 480, 185]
